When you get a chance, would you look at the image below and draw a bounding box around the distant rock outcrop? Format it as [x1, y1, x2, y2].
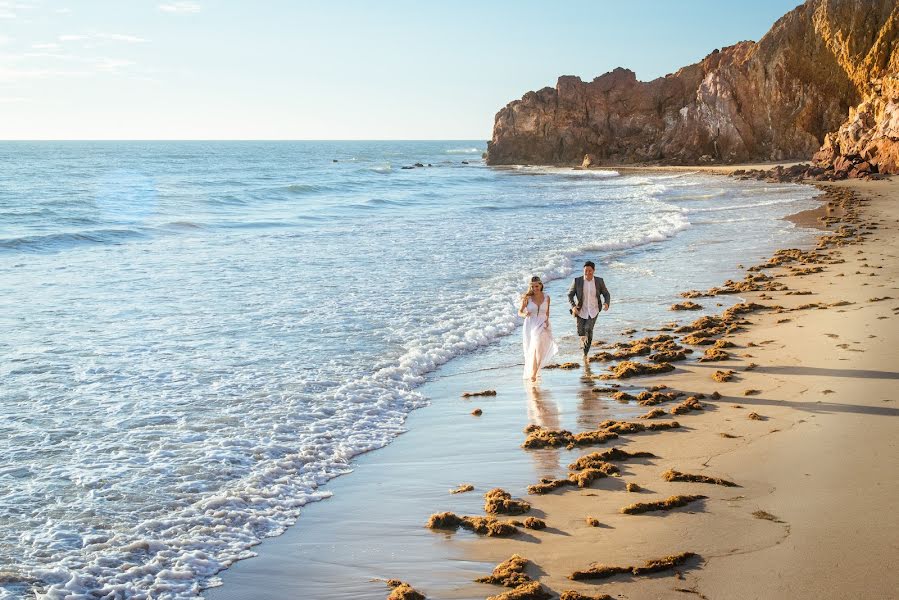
[486, 0, 899, 174]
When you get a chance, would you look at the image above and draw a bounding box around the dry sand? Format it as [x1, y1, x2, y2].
[457, 175, 899, 599]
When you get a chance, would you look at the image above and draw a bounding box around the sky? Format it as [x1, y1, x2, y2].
[0, 0, 806, 140]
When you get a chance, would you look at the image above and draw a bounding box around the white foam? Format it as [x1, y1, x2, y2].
[444, 147, 483, 154]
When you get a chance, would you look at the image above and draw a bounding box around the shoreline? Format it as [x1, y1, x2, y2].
[208, 168, 898, 599]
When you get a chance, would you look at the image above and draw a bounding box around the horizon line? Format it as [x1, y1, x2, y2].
[0, 138, 490, 143]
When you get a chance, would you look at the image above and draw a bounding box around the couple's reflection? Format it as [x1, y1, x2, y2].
[525, 383, 562, 478]
[577, 360, 603, 428]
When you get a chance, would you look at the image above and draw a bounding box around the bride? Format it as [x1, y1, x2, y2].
[519, 276, 559, 381]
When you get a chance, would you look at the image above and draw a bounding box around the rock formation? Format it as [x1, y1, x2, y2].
[486, 0, 899, 173]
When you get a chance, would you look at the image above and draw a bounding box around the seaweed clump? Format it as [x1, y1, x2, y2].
[712, 370, 735, 382]
[569, 447, 656, 468]
[450, 483, 474, 494]
[425, 512, 519, 537]
[567, 453, 622, 473]
[598, 419, 681, 434]
[521, 425, 619, 450]
[475, 554, 532, 587]
[569, 552, 698, 580]
[699, 348, 730, 362]
[527, 478, 574, 495]
[462, 390, 497, 397]
[670, 396, 703, 415]
[671, 301, 703, 311]
[599, 361, 675, 379]
[387, 580, 426, 600]
[638, 408, 666, 419]
[484, 488, 531, 516]
[620, 495, 706, 515]
[662, 469, 738, 487]
[559, 592, 614, 600]
[486, 581, 552, 600]
[636, 390, 682, 406]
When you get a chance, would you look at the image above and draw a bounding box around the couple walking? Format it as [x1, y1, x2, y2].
[518, 260, 611, 381]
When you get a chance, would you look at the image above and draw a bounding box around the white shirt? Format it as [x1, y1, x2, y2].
[579, 277, 599, 319]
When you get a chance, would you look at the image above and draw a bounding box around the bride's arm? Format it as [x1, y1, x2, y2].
[546, 295, 551, 318]
[518, 296, 530, 317]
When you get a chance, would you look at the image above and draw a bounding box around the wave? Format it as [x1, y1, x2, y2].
[368, 163, 392, 173]
[284, 183, 327, 194]
[445, 147, 483, 154]
[508, 166, 620, 178]
[686, 196, 809, 213]
[0, 228, 146, 253]
[161, 221, 205, 230]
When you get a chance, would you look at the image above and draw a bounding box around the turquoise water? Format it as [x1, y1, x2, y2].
[0, 141, 819, 599]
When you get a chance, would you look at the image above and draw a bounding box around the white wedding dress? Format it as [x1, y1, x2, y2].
[522, 295, 559, 379]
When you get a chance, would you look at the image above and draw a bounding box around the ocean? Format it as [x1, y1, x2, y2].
[0, 141, 820, 599]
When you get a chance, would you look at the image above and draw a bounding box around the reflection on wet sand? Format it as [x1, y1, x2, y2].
[525, 383, 562, 477]
[577, 360, 605, 428]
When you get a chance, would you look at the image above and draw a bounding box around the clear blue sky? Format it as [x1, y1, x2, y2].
[0, 0, 804, 140]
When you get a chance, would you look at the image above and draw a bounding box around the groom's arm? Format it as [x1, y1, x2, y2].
[599, 278, 611, 309]
[567, 279, 577, 311]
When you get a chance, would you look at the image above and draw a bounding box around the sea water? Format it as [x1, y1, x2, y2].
[0, 141, 820, 599]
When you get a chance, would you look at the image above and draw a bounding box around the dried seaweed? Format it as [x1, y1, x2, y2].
[568, 448, 655, 469]
[670, 396, 703, 415]
[462, 390, 497, 397]
[662, 469, 738, 487]
[486, 581, 552, 600]
[484, 488, 531, 516]
[599, 361, 675, 379]
[599, 419, 681, 434]
[569, 552, 697, 580]
[620, 495, 706, 515]
[699, 348, 730, 362]
[387, 581, 426, 600]
[425, 512, 519, 537]
[450, 484, 474, 494]
[559, 592, 614, 600]
[475, 554, 532, 587]
[567, 454, 622, 473]
[671, 301, 703, 311]
[570, 468, 611, 488]
[527, 478, 573, 495]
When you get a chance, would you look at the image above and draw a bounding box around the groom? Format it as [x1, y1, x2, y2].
[567, 260, 611, 357]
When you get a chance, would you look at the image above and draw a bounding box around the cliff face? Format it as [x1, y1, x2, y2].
[486, 0, 899, 173]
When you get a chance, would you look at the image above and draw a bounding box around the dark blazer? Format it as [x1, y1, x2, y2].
[567, 276, 611, 315]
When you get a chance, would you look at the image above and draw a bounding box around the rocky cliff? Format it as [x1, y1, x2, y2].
[486, 0, 899, 175]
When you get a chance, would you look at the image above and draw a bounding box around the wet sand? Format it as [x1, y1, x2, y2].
[208, 174, 899, 599]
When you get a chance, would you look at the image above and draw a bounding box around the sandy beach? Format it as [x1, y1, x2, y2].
[206, 169, 899, 600]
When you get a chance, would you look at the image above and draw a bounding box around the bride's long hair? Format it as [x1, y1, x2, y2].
[524, 276, 544, 298]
